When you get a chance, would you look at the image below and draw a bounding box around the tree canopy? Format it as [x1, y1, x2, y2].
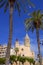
[0, 0, 35, 15]
[25, 10, 43, 32]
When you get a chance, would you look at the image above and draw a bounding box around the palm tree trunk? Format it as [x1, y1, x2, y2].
[36, 28, 41, 65]
[5, 5, 13, 65]
[22, 63, 24, 65]
[30, 62, 31, 65]
[19, 61, 20, 65]
[16, 52, 17, 65]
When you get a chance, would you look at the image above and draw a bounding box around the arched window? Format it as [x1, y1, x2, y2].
[23, 54, 24, 56]
[21, 48, 24, 51]
[32, 52, 33, 55]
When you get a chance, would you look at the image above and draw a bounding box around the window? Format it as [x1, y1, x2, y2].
[32, 52, 33, 55]
[22, 54, 24, 56]
[21, 48, 24, 51]
[2, 52, 4, 54]
[0, 52, 1, 54]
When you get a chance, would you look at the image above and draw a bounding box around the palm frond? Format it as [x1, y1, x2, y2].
[25, 22, 31, 31]
[37, 10, 41, 19]
[25, 23, 34, 32]
[21, 0, 35, 12]
[37, 10, 40, 14]
[16, 1, 21, 16]
[4, 2, 9, 13]
[0, 0, 3, 3]
[25, 10, 43, 33]
[40, 14, 43, 19]
[25, 17, 34, 25]
[40, 22, 43, 29]
[37, 10, 43, 19]
[25, 20, 34, 31]
[29, 11, 37, 20]
[21, 0, 28, 13]
[27, 0, 35, 8]
[0, 0, 6, 8]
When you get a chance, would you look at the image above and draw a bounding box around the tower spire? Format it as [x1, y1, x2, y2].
[24, 33, 30, 47]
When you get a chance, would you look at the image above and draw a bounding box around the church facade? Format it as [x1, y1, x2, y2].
[0, 33, 35, 59]
[14, 33, 35, 58]
[12, 33, 35, 65]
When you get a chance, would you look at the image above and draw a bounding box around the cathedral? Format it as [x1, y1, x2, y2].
[14, 33, 35, 58]
[0, 33, 35, 59]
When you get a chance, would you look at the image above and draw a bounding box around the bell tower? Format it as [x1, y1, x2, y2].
[24, 33, 30, 47]
[15, 39, 20, 48]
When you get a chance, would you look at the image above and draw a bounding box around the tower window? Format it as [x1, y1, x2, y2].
[23, 54, 24, 56]
[21, 48, 24, 51]
[32, 52, 33, 55]
[0, 52, 1, 54]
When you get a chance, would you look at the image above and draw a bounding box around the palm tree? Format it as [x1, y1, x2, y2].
[10, 55, 17, 65]
[15, 47, 19, 56]
[33, 61, 35, 65]
[26, 57, 31, 65]
[25, 10, 43, 65]
[0, 58, 6, 64]
[0, 0, 34, 65]
[15, 47, 19, 65]
[17, 55, 21, 65]
[26, 57, 35, 65]
[18, 56, 26, 65]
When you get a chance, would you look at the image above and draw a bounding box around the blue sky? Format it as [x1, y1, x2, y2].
[0, 0, 43, 57]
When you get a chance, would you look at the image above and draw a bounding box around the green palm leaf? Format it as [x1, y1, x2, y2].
[0, 0, 3, 3]
[40, 14, 43, 19]
[4, 2, 9, 13]
[25, 10, 43, 30]
[0, 1, 6, 8]
[40, 22, 43, 29]
[16, 1, 21, 16]
[25, 18, 34, 25]
[27, 0, 35, 7]
[37, 10, 40, 18]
